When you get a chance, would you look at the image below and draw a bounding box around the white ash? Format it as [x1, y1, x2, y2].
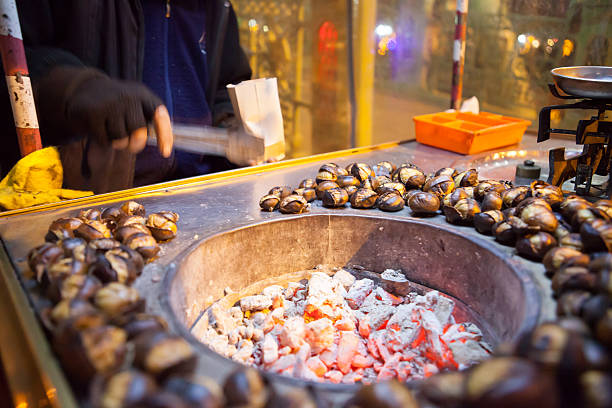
[381, 269, 408, 282]
[198, 268, 492, 384]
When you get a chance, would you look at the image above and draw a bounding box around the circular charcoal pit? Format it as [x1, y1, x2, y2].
[165, 214, 541, 394]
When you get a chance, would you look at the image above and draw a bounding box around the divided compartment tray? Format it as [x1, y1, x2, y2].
[413, 111, 531, 155]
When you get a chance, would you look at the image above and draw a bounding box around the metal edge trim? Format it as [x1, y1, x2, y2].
[551, 66, 612, 82]
[0, 243, 77, 408]
[0, 142, 400, 218]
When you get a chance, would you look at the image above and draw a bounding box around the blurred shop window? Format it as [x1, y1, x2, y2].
[232, 0, 611, 156]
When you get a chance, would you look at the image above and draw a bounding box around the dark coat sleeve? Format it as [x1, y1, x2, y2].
[209, 1, 252, 125]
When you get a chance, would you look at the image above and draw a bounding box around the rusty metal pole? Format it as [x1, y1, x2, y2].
[0, 0, 42, 157]
[450, 0, 468, 110]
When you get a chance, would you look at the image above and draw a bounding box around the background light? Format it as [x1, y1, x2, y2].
[517, 34, 526, 44]
[375, 24, 393, 37]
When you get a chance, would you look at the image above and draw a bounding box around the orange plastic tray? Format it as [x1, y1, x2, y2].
[413, 111, 531, 155]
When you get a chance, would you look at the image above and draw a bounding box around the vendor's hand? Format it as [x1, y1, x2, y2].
[66, 76, 173, 157]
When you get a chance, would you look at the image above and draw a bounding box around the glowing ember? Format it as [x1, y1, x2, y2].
[200, 268, 491, 384]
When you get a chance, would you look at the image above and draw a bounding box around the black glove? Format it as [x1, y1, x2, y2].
[35, 66, 163, 146]
[65, 69, 163, 144]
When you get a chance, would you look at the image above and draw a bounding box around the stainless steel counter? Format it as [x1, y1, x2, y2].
[0, 134, 573, 406]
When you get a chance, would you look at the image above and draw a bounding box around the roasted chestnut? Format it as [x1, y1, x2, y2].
[475, 180, 506, 200]
[403, 189, 420, 204]
[125, 233, 160, 259]
[376, 192, 405, 212]
[551, 266, 596, 294]
[134, 331, 197, 380]
[443, 188, 469, 208]
[408, 192, 440, 216]
[580, 371, 612, 408]
[121, 201, 146, 217]
[516, 232, 557, 260]
[292, 188, 316, 203]
[465, 357, 559, 408]
[559, 233, 584, 251]
[50, 298, 100, 326]
[164, 376, 223, 408]
[268, 186, 293, 199]
[44, 257, 87, 284]
[299, 178, 317, 189]
[343, 185, 358, 199]
[336, 175, 360, 188]
[500, 186, 529, 208]
[92, 369, 157, 408]
[597, 269, 612, 297]
[89, 250, 140, 284]
[434, 167, 458, 178]
[595, 309, 612, 348]
[492, 216, 531, 246]
[370, 175, 392, 191]
[116, 313, 168, 340]
[322, 188, 349, 208]
[350, 188, 378, 209]
[557, 290, 592, 316]
[28, 243, 64, 281]
[279, 194, 309, 214]
[94, 282, 145, 318]
[595, 200, 612, 219]
[115, 223, 152, 243]
[315, 169, 337, 184]
[581, 220, 612, 253]
[423, 175, 455, 199]
[147, 213, 178, 241]
[315, 180, 340, 200]
[542, 247, 589, 275]
[46, 217, 84, 242]
[117, 215, 148, 229]
[473, 210, 504, 235]
[481, 191, 503, 211]
[376, 182, 406, 197]
[59, 274, 103, 301]
[101, 206, 124, 225]
[443, 198, 481, 225]
[78, 209, 101, 222]
[266, 388, 317, 408]
[394, 167, 425, 190]
[75, 220, 112, 241]
[259, 194, 280, 212]
[53, 323, 127, 387]
[453, 169, 478, 187]
[89, 238, 121, 252]
[530, 180, 563, 208]
[561, 196, 592, 221]
[350, 163, 374, 183]
[347, 379, 419, 408]
[421, 371, 466, 407]
[223, 367, 267, 408]
[519, 203, 558, 233]
[374, 160, 396, 175]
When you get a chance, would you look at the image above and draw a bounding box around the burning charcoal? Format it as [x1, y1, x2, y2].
[91, 369, 157, 408]
[208, 304, 238, 335]
[259, 194, 283, 211]
[134, 331, 197, 380]
[333, 269, 356, 289]
[345, 278, 375, 309]
[262, 334, 279, 364]
[268, 186, 293, 199]
[223, 367, 267, 408]
[240, 295, 272, 312]
[305, 318, 335, 353]
[465, 357, 560, 408]
[346, 380, 419, 408]
[381, 268, 408, 282]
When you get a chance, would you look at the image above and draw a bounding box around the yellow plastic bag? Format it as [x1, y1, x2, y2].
[0, 147, 92, 210]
